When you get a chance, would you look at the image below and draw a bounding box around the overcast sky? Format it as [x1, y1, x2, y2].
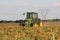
[0, 0, 60, 20]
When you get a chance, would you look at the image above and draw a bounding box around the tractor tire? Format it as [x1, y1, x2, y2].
[20, 20, 25, 26]
[30, 23, 33, 26]
[22, 23, 25, 26]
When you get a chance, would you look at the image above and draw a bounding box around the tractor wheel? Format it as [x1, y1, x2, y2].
[30, 23, 33, 26]
[22, 23, 25, 26]
[20, 20, 25, 26]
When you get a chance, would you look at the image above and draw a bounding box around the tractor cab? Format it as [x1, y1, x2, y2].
[26, 12, 38, 19]
[25, 12, 40, 26]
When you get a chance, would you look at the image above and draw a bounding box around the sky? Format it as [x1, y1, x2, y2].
[0, 0, 60, 20]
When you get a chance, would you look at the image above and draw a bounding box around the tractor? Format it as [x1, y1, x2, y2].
[20, 12, 41, 27]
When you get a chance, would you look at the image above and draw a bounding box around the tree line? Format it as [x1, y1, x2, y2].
[0, 19, 60, 23]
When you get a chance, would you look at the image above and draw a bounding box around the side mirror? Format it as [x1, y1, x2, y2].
[23, 13, 25, 15]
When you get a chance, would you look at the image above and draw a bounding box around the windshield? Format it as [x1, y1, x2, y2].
[33, 13, 38, 18]
[27, 13, 38, 19]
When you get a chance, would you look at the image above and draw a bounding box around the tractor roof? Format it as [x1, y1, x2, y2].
[27, 12, 38, 14]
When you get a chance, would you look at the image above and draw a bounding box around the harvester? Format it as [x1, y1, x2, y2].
[20, 12, 42, 27]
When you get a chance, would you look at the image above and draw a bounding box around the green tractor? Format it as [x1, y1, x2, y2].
[20, 12, 41, 26]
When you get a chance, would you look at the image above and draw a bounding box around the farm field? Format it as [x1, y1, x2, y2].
[0, 21, 60, 40]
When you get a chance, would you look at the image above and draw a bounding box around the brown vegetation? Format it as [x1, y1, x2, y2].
[0, 21, 60, 40]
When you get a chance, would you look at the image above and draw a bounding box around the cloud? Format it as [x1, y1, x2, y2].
[51, 2, 60, 7]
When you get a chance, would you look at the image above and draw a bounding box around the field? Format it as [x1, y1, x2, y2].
[0, 21, 60, 40]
